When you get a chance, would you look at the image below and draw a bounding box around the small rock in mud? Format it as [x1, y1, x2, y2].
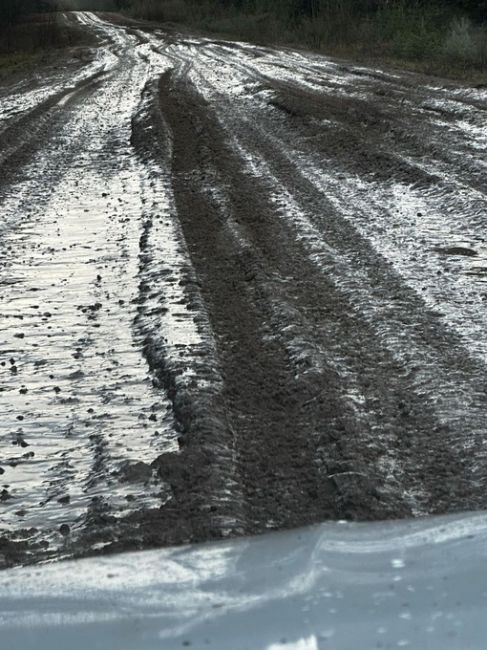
[435, 246, 478, 257]
[1, 489, 11, 501]
[59, 524, 70, 537]
[68, 370, 85, 380]
[118, 461, 152, 483]
[34, 359, 48, 367]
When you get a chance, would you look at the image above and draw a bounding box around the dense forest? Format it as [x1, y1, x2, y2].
[124, 0, 487, 72]
[0, 1, 57, 24]
[0, 1, 89, 53]
[2, 0, 486, 23]
[1, 1, 486, 73]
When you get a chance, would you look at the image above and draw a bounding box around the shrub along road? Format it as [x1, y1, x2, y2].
[0, 11, 486, 568]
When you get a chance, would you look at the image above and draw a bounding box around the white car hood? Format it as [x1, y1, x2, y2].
[2, 511, 487, 649]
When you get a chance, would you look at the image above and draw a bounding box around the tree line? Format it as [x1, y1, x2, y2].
[205, 0, 487, 21]
[2, 0, 485, 23]
[0, 1, 56, 25]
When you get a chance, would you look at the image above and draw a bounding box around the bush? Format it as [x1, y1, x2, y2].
[442, 16, 487, 67]
[123, 0, 487, 75]
[130, 0, 191, 22]
[0, 10, 93, 54]
[300, 0, 360, 49]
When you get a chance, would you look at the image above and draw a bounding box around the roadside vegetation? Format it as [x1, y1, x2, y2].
[0, 0, 91, 72]
[123, 0, 487, 77]
[2, 0, 484, 78]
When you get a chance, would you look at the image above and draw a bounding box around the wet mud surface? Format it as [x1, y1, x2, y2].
[1, 12, 487, 568]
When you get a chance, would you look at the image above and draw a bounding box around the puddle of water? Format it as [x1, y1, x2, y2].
[0, 13, 207, 552]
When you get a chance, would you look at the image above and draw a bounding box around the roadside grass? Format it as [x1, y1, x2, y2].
[126, 0, 487, 80]
[0, 12, 96, 78]
[0, 12, 92, 57]
[0, 51, 40, 77]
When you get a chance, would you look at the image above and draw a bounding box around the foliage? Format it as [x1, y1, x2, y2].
[123, 0, 487, 73]
[3, 0, 485, 74]
[0, 1, 56, 26]
[442, 15, 487, 66]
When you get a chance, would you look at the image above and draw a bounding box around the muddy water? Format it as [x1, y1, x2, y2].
[0, 13, 203, 559]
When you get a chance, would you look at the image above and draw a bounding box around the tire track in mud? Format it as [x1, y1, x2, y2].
[154, 41, 487, 520]
[83, 23, 487, 525]
[158, 71, 386, 528]
[156, 70, 484, 522]
[2, 14, 487, 568]
[0, 16, 118, 186]
[0, 74, 109, 219]
[129, 73, 246, 541]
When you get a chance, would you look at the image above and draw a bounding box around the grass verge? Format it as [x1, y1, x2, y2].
[0, 12, 96, 79]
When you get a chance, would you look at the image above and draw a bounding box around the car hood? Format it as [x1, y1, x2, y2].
[1, 511, 487, 649]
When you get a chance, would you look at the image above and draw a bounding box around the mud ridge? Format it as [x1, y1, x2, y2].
[158, 72, 349, 530]
[130, 71, 246, 540]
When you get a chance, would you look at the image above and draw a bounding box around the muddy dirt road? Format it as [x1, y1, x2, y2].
[1, 11, 487, 568]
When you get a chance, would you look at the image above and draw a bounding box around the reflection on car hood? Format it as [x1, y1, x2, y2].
[1, 511, 487, 649]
